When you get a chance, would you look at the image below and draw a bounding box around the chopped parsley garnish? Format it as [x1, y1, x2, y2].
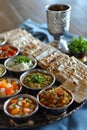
[14, 56, 32, 64]
[30, 73, 45, 84]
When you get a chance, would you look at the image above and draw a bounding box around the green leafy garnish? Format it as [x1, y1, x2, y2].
[30, 73, 45, 84]
[68, 36, 87, 53]
[14, 56, 32, 64]
[0, 38, 4, 44]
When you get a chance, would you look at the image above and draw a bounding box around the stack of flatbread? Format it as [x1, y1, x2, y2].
[60, 78, 87, 103]
[0, 28, 35, 49]
[0, 28, 87, 103]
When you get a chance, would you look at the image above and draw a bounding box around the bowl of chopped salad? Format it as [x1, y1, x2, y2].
[0, 45, 19, 63]
[4, 55, 37, 75]
[3, 94, 39, 121]
[37, 86, 73, 115]
[0, 77, 22, 101]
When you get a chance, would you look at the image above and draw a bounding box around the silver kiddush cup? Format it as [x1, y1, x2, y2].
[46, 4, 71, 52]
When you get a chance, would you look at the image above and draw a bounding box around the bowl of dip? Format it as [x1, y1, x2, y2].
[0, 64, 6, 77]
[4, 55, 37, 75]
[20, 69, 55, 94]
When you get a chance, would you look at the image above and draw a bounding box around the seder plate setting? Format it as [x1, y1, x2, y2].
[0, 28, 87, 129]
[0, 69, 86, 129]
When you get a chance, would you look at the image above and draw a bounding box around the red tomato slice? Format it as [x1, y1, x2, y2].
[5, 88, 14, 95]
[7, 50, 16, 56]
[0, 47, 2, 50]
[1, 46, 8, 51]
[5, 52, 11, 58]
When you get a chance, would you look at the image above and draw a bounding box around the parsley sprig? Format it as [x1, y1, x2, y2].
[14, 56, 32, 64]
[68, 36, 87, 53]
[30, 73, 45, 84]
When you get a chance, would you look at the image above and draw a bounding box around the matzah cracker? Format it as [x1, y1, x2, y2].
[61, 78, 87, 103]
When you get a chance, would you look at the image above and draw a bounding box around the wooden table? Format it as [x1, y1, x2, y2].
[0, 0, 87, 38]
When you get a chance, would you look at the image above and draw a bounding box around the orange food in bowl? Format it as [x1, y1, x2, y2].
[4, 94, 39, 118]
[0, 78, 22, 98]
[37, 86, 73, 110]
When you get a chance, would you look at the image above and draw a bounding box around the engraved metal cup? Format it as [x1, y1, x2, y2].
[46, 4, 71, 51]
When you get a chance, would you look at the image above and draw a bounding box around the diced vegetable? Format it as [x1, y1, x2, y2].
[11, 108, 20, 115]
[0, 45, 18, 58]
[39, 87, 72, 108]
[6, 96, 37, 116]
[5, 88, 14, 95]
[0, 78, 20, 97]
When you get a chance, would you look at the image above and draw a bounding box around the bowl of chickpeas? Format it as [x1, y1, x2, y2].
[37, 86, 74, 115]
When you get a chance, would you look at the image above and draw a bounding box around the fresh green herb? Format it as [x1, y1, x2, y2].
[25, 98, 31, 102]
[14, 56, 32, 64]
[30, 73, 45, 84]
[68, 36, 87, 53]
[0, 38, 4, 44]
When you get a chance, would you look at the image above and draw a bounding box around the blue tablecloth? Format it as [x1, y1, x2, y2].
[4, 19, 87, 130]
[24, 102, 87, 130]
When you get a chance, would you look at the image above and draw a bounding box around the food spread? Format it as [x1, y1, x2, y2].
[0, 28, 87, 129]
[0, 28, 87, 103]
